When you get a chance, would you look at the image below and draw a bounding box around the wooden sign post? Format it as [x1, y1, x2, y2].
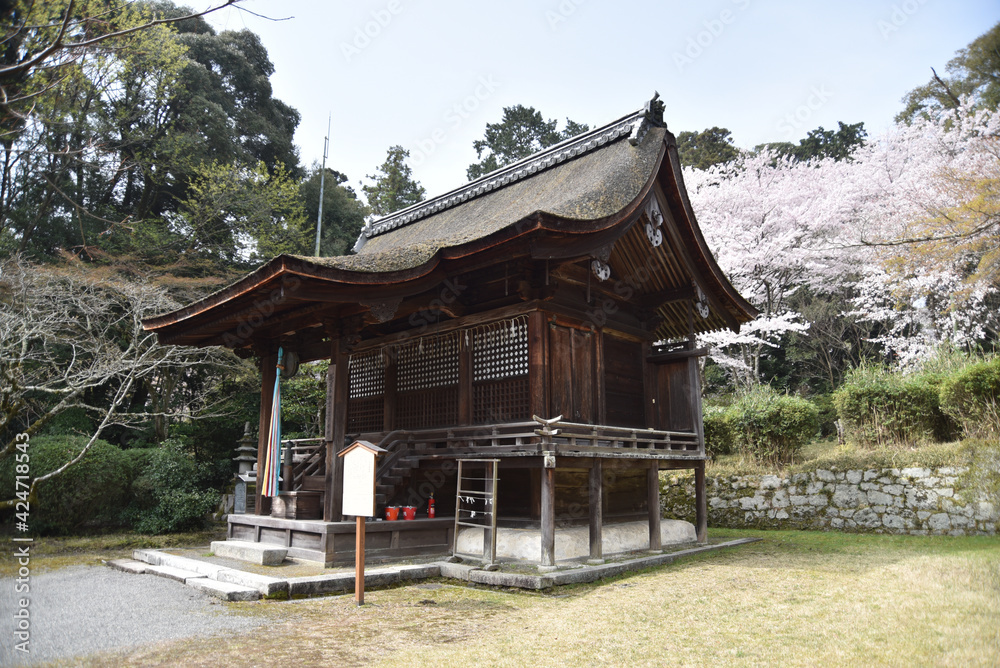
[338, 440, 385, 606]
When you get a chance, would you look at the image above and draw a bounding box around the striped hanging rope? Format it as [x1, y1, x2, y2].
[261, 347, 283, 497]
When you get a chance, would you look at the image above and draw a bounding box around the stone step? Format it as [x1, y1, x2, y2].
[214, 568, 288, 597]
[105, 558, 148, 574]
[211, 540, 287, 566]
[186, 578, 261, 602]
[145, 564, 205, 583]
[133, 549, 226, 578]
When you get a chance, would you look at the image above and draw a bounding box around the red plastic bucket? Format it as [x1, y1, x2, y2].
[402, 505, 416, 520]
[384, 506, 399, 521]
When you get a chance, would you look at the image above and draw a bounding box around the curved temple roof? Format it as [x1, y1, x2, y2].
[144, 94, 757, 349]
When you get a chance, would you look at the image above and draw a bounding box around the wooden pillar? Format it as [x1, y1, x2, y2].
[458, 333, 472, 425]
[540, 464, 555, 567]
[688, 348, 706, 454]
[648, 460, 662, 551]
[594, 330, 606, 425]
[528, 311, 548, 418]
[642, 341, 656, 429]
[255, 349, 277, 516]
[695, 460, 707, 543]
[588, 458, 603, 562]
[324, 338, 349, 522]
[383, 351, 396, 432]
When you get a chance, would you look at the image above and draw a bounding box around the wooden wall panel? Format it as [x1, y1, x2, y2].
[603, 335, 645, 427]
[656, 360, 695, 432]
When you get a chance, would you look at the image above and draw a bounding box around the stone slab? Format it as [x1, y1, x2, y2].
[214, 568, 288, 597]
[105, 559, 147, 574]
[468, 569, 553, 590]
[287, 573, 356, 597]
[393, 564, 441, 581]
[145, 564, 206, 583]
[131, 550, 225, 578]
[186, 578, 261, 602]
[211, 540, 287, 566]
[437, 561, 477, 581]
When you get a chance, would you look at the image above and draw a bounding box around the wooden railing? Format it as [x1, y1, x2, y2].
[542, 419, 702, 457]
[281, 417, 702, 494]
[280, 437, 325, 491]
[369, 417, 702, 461]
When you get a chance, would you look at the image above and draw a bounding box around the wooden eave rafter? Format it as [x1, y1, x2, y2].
[657, 140, 759, 327]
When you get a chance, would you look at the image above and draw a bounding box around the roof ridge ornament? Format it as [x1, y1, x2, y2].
[629, 92, 665, 147]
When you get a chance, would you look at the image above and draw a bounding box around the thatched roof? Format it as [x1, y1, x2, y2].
[143, 95, 757, 348]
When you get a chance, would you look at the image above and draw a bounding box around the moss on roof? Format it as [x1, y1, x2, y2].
[299, 127, 666, 275]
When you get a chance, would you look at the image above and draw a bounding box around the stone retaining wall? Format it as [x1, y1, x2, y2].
[661, 466, 997, 535]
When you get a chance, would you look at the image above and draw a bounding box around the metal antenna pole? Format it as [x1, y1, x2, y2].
[313, 113, 331, 256]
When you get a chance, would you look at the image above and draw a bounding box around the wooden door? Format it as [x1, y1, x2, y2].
[547, 324, 594, 423]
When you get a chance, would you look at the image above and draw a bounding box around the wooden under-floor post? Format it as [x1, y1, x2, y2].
[540, 464, 555, 567]
[484, 463, 496, 565]
[589, 458, 603, 562]
[648, 460, 662, 551]
[695, 460, 707, 543]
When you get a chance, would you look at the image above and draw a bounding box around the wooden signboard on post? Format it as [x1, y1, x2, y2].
[338, 440, 385, 606]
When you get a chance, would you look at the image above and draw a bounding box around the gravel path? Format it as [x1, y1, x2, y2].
[0, 564, 266, 666]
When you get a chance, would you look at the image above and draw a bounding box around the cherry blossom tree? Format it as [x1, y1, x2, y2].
[686, 101, 1000, 386]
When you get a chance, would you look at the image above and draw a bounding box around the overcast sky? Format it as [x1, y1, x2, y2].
[203, 0, 999, 200]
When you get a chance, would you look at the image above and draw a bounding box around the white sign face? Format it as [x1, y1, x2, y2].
[341, 447, 376, 517]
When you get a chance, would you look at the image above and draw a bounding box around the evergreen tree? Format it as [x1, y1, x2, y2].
[362, 146, 425, 218]
[466, 105, 589, 180]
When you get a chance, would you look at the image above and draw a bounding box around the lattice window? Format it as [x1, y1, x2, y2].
[349, 350, 384, 399]
[392, 334, 460, 429]
[472, 318, 528, 382]
[348, 350, 385, 433]
[473, 376, 530, 423]
[396, 386, 459, 430]
[396, 336, 460, 391]
[472, 317, 529, 423]
[348, 397, 383, 433]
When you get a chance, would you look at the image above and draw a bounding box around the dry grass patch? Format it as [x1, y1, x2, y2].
[65, 530, 1000, 667]
[0, 528, 226, 577]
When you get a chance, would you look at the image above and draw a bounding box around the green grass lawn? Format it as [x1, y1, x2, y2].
[89, 529, 1000, 667]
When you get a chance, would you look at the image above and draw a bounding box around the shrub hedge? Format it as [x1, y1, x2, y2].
[722, 387, 819, 465]
[0, 435, 130, 534]
[833, 365, 957, 448]
[0, 435, 222, 535]
[939, 357, 1000, 440]
[703, 405, 734, 458]
[123, 439, 220, 534]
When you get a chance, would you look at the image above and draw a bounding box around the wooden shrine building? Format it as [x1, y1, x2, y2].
[143, 95, 757, 566]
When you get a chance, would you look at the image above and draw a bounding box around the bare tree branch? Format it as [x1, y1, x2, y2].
[0, 1, 241, 79]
